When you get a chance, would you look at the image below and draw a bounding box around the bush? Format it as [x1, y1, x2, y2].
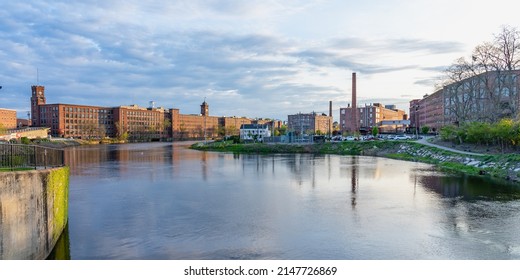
[20, 137, 30, 145]
[440, 125, 458, 142]
[441, 119, 520, 150]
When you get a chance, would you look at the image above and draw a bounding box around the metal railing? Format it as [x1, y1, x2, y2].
[0, 144, 65, 170]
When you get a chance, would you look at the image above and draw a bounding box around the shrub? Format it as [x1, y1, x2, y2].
[21, 137, 30, 145]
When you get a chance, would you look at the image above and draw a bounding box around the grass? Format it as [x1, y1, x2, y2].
[0, 167, 34, 172]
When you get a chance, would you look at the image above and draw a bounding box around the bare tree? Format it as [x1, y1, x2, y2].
[494, 26, 520, 71]
[443, 26, 520, 124]
[443, 57, 477, 124]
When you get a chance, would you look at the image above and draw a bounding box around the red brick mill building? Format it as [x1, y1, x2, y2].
[30, 85, 280, 141]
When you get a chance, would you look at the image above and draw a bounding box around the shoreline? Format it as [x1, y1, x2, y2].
[191, 140, 520, 185]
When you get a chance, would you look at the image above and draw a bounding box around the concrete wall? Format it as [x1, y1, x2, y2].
[0, 167, 69, 260]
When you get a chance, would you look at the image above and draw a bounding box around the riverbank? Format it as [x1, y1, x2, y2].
[191, 140, 520, 184]
[35, 138, 126, 148]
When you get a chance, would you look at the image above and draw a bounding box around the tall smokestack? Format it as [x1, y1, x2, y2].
[351, 72, 357, 132]
[329, 101, 332, 117]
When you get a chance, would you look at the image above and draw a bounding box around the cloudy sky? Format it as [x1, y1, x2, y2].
[0, 0, 519, 120]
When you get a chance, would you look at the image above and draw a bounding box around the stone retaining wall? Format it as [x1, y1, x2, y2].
[0, 167, 69, 259]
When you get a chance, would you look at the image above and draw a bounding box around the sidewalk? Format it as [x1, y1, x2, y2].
[415, 136, 484, 156]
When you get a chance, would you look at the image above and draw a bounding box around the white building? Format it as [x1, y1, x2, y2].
[240, 124, 271, 142]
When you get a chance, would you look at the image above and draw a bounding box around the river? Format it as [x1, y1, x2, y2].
[49, 142, 520, 259]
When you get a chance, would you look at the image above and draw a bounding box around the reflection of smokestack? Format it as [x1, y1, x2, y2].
[352, 72, 357, 132]
[329, 101, 332, 117]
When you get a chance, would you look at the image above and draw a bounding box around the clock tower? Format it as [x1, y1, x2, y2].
[31, 85, 46, 127]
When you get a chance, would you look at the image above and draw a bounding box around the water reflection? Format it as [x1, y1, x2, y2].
[47, 224, 70, 260]
[63, 143, 520, 259]
[418, 173, 520, 201]
[351, 156, 358, 209]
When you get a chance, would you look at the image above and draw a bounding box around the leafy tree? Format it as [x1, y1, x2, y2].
[21, 137, 30, 145]
[0, 123, 6, 135]
[439, 125, 458, 142]
[494, 118, 514, 151]
[421, 126, 429, 134]
[217, 125, 226, 137]
[276, 125, 287, 136]
[371, 126, 379, 137]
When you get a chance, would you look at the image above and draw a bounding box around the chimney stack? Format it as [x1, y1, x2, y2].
[351, 72, 358, 132]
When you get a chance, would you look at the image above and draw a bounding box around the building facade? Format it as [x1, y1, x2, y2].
[340, 103, 406, 134]
[29, 85, 278, 141]
[240, 124, 271, 142]
[443, 70, 520, 124]
[114, 105, 171, 141]
[411, 70, 520, 131]
[287, 112, 333, 135]
[31, 85, 174, 140]
[409, 90, 443, 133]
[0, 108, 17, 130]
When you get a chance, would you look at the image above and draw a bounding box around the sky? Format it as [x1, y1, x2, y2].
[1, 0, 519, 121]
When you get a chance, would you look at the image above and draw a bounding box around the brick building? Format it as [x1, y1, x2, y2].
[410, 70, 520, 131]
[409, 90, 443, 134]
[0, 108, 17, 130]
[114, 105, 171, 141]
[340, 103, 406, 134]
[287, 112, 333, 135]
[31, 85, 174, 140]
[29, 85, 276, 141]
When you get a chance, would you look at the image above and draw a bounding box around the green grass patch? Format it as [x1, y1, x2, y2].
[0, 167, 34, 172]
[439, 162, 482, 176]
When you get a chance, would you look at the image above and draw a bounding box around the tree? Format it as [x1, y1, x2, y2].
[276, 125, 287, 136]
[84, 121, 98, 140]
[443, 57, 478, 124]
[494, 118, 514, 151]
[114, 121, 128, 141]
[97, 124, 106, 139]
[0, 123, 6, 136]
[217, 125, 226, 137]
[371, 126, 379, 137]
[443, 26, 520, 124]
[421, 126, 430, 134]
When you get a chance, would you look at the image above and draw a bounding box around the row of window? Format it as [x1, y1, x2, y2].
[125, 111, 159, 117]
[64, 107, 113, 114]
[65, 120, 113, 125]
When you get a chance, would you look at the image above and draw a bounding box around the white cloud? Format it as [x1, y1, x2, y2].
[0, 0, 516, 121]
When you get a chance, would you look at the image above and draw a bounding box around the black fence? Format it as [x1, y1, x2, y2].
[0, 144, 65, 170]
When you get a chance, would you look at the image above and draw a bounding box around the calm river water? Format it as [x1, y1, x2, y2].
[51, 142, 520, 259]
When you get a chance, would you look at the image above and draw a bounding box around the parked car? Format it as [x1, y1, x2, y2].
[394, 135, 411, 140]
[344, 136, 356, 141]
